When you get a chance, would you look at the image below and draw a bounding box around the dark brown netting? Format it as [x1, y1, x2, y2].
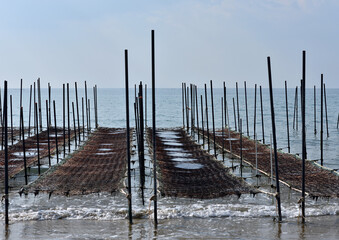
[209, 129, 339, 198]
[28, 128, 126, 196]
[148, 128, 257, 199]
[0, 128, 76, 181]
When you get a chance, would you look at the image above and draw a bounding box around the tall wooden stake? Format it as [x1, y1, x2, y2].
[320, 74, 323, 166]
[75, 82, 81, 143]
[53, 101, 59, 163]
[301, 51, 306, 223]
[20, 107, 28, 185]
[4, 81, 9, 225]
[267, 56, 282, 222]
[324, 83, 329, 138]
[314, 85, 317, 134]
[260, 86, 265, 144]
[124, 49, 132, 224]
[204, 84, 210, 151]
[254, 84, 257, 139]
[151, 29, 158, 226]
[244, 81, 249, 136]
[210, 80, 216, 157]
[285, 81, 290, 153]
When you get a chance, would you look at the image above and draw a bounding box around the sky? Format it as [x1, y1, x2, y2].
[0, 0, 338, 89]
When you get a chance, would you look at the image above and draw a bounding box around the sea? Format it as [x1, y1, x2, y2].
[0, 87, 338, 239]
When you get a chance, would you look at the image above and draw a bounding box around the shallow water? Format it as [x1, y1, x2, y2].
[1, 87, 338, 239]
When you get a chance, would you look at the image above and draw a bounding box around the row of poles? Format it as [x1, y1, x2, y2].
[182, 72, 333, 167]
[2, 79, 99, 226]
[181, 51, 327, 223]
[125, 30, 157, 226]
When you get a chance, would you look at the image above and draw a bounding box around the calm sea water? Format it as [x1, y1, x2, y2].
[0, 87, 338, 239]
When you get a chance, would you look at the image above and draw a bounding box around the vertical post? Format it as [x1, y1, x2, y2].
[285, 81, 290, 153]
[139, 82, 145, 205]
[210, 80, 216, 157]
[85, 81, 88, 132]
[95, 85, 98, 128]
[254, 84, 257, 139]
[324, 83, 329, 138]
[244, 81, 249, 136]
[204, 84, 210, 151]
[10, 95, 13, 145]
[337, 113, 339, 129]
[28, 85, 32, 137]
[67, 83, 71, 152]
[4, 81, 9, 225]
[63, 84, 66, 157]
[239, 119, 243, 177]
[185, 85, 189, 132]
[145, 84, 147, 127]
[37, 78, 42, 131]
[46, 100, 51, 167]
[232, 98, 237, 131]
[195, 86, 199, 141]
[314, 86, 316, 134]
[267, 56, 282, 222]
[88, 99, 91, 131]
[20, 107, 28, 185]
[295, 86, 301, 131]
[260, 86, 265, 144]
[221, 97, 225, 161]
[293, 87, 297, 130]
[151, 29, 158, 226]
[226, 99, 233, 157]
[48, 83, 51, 127]
[82, 97, 85, 139]
[72, 102, 77, 147]
[320, 74, 323, 166]
[301, 51, 306, 223]
[223, 82, 227, 129]
[125, 49, 132, 224]
[201, 95, 204, 145]
[190, 84, 193, 133]
[270, 133, 273, 185]
[20, 79, 23, 106]
[35, 103, 41, 175]
[33, 82, 36, 134]
[75, 82, 81, 143]
[53, 100, 59, 164]
[236, 82, 240, 131]
[182, 83, 185, 128]
[19, 79, 23, 140]
[255, 132, 258, 177]
[93, 86, 97, 129]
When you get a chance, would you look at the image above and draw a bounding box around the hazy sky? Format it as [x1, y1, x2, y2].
[0, 0, 338, 89]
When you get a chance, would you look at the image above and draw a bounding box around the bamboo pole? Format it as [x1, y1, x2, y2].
[267, 56, 282, 222]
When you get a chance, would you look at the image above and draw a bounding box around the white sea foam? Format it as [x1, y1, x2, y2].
[1, 193, 337, 222]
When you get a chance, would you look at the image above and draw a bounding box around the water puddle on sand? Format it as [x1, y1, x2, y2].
[95, 152, 113, 155]
[167, 152, 192, 157]
[171, 157, 196, 162]
[158, 131, 181, 139]
[163, 142, 183, 147]
[12, 151, 37, 157]
[97, 148, 112, 151]
[175, 162, 203, 170]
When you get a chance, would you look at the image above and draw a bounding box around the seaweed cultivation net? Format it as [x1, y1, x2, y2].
[0, 128, 75, 181]
[210, 129, 339, 198]
[147, 128, 257, 199]
[28, 128, 126, 196]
